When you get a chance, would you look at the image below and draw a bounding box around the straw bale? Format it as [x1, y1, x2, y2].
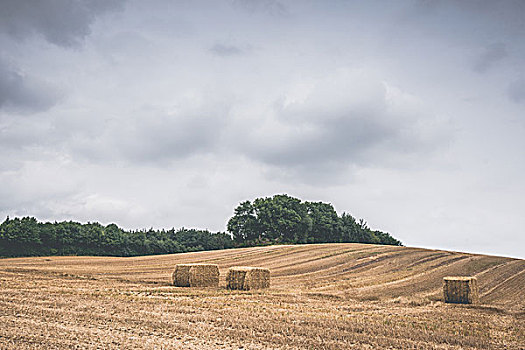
[443, 276, 479, 304]
[226, 267, 249, 290]
[172, 264, 192, 287]
[227, 266, 270, 290]
[173, 264, 219, 287]
[189, 264, 219, 287]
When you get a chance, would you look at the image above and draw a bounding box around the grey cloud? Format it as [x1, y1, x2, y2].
[0, 59, 59, 113]
[233, 74, 448, 183]
[0, 0, 125, 47]
[456, 1, 525, 34]
[232, 0, 288, 17]
[473, 43, 507, 73]
[210, 44, 244, 56]
[0, 0, 523, 258]
[0, 118, 52, 152]
[0, 158, 79, 217]
[116, 110, 226, 163]
[248, 113, 398, 185]
[70, 105, 229, 165]
[508, 78, 525, 103]
[399, 0, 525, 56]
[250, 111, 394, 168]
[410, 0, 525, 34]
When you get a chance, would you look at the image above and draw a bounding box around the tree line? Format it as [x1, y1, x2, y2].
[0, 194, 401, 257]
[0, 217, 233, 257]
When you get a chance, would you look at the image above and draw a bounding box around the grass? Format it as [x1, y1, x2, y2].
[0, 243, 524, 349]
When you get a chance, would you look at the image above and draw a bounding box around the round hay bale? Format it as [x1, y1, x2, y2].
[227, 266, 270, 290]
[443, 276, 479, 304]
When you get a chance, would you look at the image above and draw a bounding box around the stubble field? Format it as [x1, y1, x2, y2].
[0, 243, 524, 349]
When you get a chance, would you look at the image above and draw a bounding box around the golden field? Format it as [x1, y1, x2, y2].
[0, 243, 524, 349]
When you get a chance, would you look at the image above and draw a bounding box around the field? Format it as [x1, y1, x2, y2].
[1, 243, 524, 349]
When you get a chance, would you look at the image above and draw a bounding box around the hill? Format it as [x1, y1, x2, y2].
[1, 244, 524, 349]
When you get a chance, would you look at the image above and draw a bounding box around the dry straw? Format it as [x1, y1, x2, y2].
[172, 264, 219, 287]
[226, 266, 270, 290]
[443, 276, 479, 304]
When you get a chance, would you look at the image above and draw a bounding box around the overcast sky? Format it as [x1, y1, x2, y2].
[1, 0, 524, 258]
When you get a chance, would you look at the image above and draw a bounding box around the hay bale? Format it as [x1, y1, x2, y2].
[443, 276, 479, 304]
[189, 264, 219, 287]
[172, 264, 192, 287]
[226, 267, 270, 290]
[172, 264, 219, 287]
[226, 267, 249, 290]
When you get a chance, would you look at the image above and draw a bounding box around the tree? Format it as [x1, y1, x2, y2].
[253, 194, 311, 243]
[0, 216, 237, 257]
[306, 201, 341, 243]
[227, 195, 402, 247]
[227, 195, 314, 244]
[227, 200, 259, 243]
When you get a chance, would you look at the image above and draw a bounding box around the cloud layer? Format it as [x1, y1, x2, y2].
[0, 1, 524, 258]
[0, 58, 59, 113]
[0, 0, 125, 47]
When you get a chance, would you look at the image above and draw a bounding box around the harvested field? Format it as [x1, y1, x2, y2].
[0, 243, 524, 349]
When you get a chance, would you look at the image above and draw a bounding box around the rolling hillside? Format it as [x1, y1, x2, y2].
[1, 244, 524, 349]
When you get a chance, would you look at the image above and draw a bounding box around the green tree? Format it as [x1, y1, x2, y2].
[227, 201, 259, 243]
[306, 201, 341, 243]
[253, 194, 311, 243]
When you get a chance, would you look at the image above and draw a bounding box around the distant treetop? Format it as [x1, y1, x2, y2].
[227, 194, 401, 246]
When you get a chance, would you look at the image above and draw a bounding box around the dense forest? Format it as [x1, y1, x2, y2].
[0, 194, 401, 257]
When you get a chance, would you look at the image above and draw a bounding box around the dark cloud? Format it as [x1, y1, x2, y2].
[473, 43, 507, 73]
[210, 44, 244, 56]
[508, 78, 525, 103]
[0, 0, 125, 47]
[0, 58, 58, 113]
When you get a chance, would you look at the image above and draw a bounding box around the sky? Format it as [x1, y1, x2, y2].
[1, 0, 524, 258]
